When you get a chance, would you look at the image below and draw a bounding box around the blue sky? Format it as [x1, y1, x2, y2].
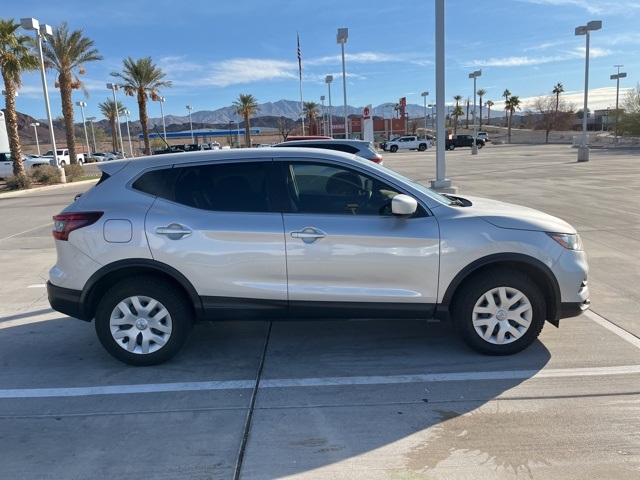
[3, 0, 639, 122]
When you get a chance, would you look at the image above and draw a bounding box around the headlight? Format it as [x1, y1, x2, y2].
[547, 232, 584, 251]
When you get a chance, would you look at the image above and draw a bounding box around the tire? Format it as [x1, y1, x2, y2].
[451, 268, 546, 355]
[478, 143, 483, 149]
[418, 144, 427, 151]
[448, 144, 455, 151]
[95, 275, 194, 365]
[59, 160, 67, 166]
[390, 145, 398, 153]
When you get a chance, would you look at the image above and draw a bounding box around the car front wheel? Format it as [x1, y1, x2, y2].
[418, 144, 427, 151]
[95, 275, 193, 365]
[390, 145, 398, 153]
[452, 268, 546, 355]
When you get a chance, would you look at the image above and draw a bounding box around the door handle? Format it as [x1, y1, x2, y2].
[156, 223, 192, 239]
[291, 227, 326, 243]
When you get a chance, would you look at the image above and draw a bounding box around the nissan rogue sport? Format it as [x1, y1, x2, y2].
[47, 148, 589, 365]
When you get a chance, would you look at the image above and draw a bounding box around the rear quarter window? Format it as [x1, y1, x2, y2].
[131, 168, 173, 196]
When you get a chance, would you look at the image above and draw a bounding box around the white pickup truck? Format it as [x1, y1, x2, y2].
[42, 149, 85, 166]
[383, 135, 432, 153]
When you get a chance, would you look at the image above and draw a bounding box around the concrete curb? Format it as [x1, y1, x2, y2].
[0, 178, 99, 198]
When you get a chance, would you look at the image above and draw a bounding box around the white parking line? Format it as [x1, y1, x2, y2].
[1, 365, 639, 399]
[0, 223, 52, 242]
[584, 310, 640, 349]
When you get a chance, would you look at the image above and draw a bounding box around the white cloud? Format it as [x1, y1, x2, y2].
[520, 86, 633, 111]
[469, 47, 612, 68]
[521, 0, 640, 15]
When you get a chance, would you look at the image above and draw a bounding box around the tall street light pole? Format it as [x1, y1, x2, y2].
[75, 101, 91, 158]
[610, 65, 626, 149]
[30, 122, 41, 156]
[320, 95, 325, 136]
[156, 96, 167, 141]
[337, 28, 349, 139]
[575, 20, 602, 162]
[186, 105, 194, 143]
[20, 18, 60, 171]
[469, 70, 482, 155]
[86, 117, 97, 153]
[421, 92, 429, 138]
[106, 83, 126, 155]
[123, 110, 134, 157]
[325, 75, 333, 138]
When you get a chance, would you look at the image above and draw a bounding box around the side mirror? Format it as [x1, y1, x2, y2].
[391, 194, 417, 216]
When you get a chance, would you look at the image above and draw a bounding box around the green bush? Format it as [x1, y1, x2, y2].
[5, 174, 32, 190]
[31, 165, 61, 185]
[63, 163, 85, 182]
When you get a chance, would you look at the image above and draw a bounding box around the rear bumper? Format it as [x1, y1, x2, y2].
[47, 281, 90, 322]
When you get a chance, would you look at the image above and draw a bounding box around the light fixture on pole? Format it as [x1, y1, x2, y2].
[325, 75, 333, 137]
[186, 105, 194, 143]
[575, 20, 602, 162]
[610, 65, 626, 149]
[337, 28, 349, 139]
[86, 117, 97, 153]
[20, 18, 59, 170]
[469, 70, 482, 155]
[123, 110, 134, 158]
[421, 92, 429, 138]
[75, 101, 91, 158]
[106, 83, 126, 155]
[155, 96, 167, 141]
[30, 122, 41, 156]
[320, 95, 326, 136]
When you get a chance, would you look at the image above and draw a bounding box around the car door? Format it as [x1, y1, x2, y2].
[144, 160, 288, 317]
[0, 153, 11, 178]
[281, 159, 440, 317]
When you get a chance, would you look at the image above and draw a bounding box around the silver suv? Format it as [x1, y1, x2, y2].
[47, 148, 589, 365]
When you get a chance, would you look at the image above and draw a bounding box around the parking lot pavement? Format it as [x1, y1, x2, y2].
[1, 146, 639, 479]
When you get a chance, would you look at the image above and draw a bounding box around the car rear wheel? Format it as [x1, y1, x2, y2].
[418, 144, 427, 151]
[390, 145, 398, 153]
[452, 268, 546, 355]
[448, 145, 455, 151]
[95, 275, 193, 365]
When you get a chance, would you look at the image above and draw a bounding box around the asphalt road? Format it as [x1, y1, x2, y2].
[1, 145, 639, 479]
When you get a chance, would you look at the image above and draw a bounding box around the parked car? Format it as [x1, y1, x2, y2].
[0, 152, 51, 178]
[272, 139, 383, 164]
[383, 135, 431, 153]
[92, 152, 116, 162]
[477, 132, 490, 142]
[445, 135, 485, 150]
[47, 148, 589, 365]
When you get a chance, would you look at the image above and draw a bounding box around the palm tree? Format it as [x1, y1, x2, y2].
[485, 100, 494, 126]
[98, 98, 125, 153]
[552, 82, 564, 114]
[41, 22, 102, 165]
[0, 19, 39, 178]
[451, 105, 464, 134]
[110, 57, 171, 156]
[232, 94, 260, 147]
[302, 101, 319, 134]
[506, 95, 521, 143]
[502, 88, 511, 125]
[476, 89, 487, 127]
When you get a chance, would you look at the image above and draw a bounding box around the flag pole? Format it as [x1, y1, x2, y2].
[297, 31, 305, 136]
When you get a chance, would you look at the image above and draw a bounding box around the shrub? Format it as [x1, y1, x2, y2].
[63, 163, 85, 182]
[5, 174, 32, 190]
[31, 165, 61, 185]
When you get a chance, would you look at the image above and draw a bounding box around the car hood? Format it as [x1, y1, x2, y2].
[458, 195, 576, 233]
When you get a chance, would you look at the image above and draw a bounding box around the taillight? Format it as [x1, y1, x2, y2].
[52, 212, 103, 241]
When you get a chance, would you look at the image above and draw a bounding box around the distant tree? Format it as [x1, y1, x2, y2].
[506, 95, 521, 143]
[277, 116, 296, 141]
[575, 108, 591, 120]
[110, 56, 172, 157]
[485, 100, 494, 126]
[476, 89, 487, 126]
[98, 98, 125, 152]
[526, 95, 575, 143]
[451, 105, 464, 134]
[503, 88, 511, 124]
[552, 82, 564, 114]
[0, 19, 39, 178]
[618, 83, 640, 135]
[302, 101, 319, 133]
[233, 94, 260, 147]
[42, 22, 102, 165]
[465, 97, 470, 129]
